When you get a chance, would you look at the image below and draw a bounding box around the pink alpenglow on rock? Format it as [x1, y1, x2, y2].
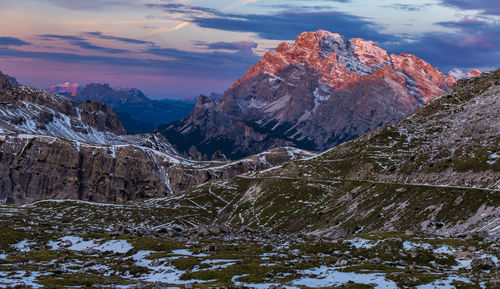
[161, 30, 482, 160]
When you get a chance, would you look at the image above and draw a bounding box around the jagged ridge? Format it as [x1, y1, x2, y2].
[161, 30, 480, 160]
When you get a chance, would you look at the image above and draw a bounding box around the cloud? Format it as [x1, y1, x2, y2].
[39, 34, 130, 54]
[260, 4, 339, 10]
[223, 0, 260, 11]
[85, 32, 154, 45]
[0, 42, 260, 80]
[46, 0, 134, 10]
[147, 2, 389, 43]
[145, 3, 224, 19]
[194, 40, 258, 56]
[440, 0, 500, 15]
[145, 22, 191, 37]
[0, 37, 30, 46]
[144, 46, 260, 71]
[192, 11, 393, 42]
[387, 16, 500, 71]
[384, 4, 433, 11]
[39, 34, 84, 41]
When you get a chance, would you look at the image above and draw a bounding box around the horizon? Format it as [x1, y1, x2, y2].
[1, 0, 499, 99]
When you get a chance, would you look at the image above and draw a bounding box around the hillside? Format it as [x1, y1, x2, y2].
[156, 67, 500, 237]
[0, 71, 315, 204]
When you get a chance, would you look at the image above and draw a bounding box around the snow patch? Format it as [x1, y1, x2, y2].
[49, 236, 132, 253]
[293, 266, 398, 288]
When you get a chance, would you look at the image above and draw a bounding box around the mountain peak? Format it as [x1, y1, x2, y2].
[293, 30, 343, 51]
[0, 71, 19, 90]
[194, 94, 216, 110]
[234, 30, 465, 104]
[467, 68, 482, 78]
[49, 82, 83, 96]
[0, 71, 11, 90]
[164, 30, 483, 160]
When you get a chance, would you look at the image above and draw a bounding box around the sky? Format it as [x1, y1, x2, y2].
[0, 0, 499, 99]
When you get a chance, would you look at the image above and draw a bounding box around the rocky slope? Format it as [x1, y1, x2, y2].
[156, 68, 499, 237]
[50, 83, 194, 134]
[2, 200, 499, 288]
[161, 30, 480, 160]
[0, 81, 126, 140]
[0, 72, 315, 204]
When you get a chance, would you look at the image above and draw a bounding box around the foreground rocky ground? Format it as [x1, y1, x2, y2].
[0, 200, 499, 289]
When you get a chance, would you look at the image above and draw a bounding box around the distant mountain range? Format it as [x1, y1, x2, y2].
[0, 70, 312, 204]
[160, 30, 480, 160]
[48, 83, 198, 134]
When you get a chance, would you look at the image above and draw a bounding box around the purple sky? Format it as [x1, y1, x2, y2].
[1, 0, 499, 99]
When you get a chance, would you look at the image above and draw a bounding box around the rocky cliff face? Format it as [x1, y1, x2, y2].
[0, 72, 11, 90]
[0, 71, 18, 90]
[0, 74, 315, 204]
[0, 132, 314, 204]
[161, 30, 480, 160]
[0, 85, 126, 139]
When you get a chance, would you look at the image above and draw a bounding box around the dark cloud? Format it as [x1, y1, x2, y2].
[259, 4, 338, 10]
[72, 40, 129, 54]
[193, 11, 393, 42]
[260, 0, 351, 10]
[85, 32, 154, 45]
[144, 46, 259, 71]
[194, 40, 258, 56]
[0, 43, 259, 79]
[384, 4, 433, 11]
[440, 0, 500, 15]
[292, 0, 351, 2]
[39, 34, 84, 41]
[387, 17, 500, 71]
[39, 34, 129, 54]
[0, 37, 30, 46]
[146, 3, 391, 42]
[145, 3, 224, 19]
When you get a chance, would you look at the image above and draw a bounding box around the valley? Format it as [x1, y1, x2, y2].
[0, 199, 499, 288]
[0, 25, 498, 288]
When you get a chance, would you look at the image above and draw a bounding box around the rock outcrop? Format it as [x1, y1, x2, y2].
[0, 85, 126, 138]
[161, 30, 480, 160]
[0, 71, 11, 90]
[0, 74, 315, 204]
[0, 132, 314, 204]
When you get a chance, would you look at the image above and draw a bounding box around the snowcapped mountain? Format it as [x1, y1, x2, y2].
[48, 82, 84, 96]
[448, 68, 482, 80]
[161, 30, 480, 160]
